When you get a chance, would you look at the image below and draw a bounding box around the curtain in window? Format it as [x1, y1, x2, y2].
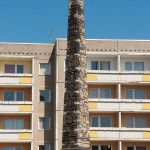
[5, 65, 15, 73]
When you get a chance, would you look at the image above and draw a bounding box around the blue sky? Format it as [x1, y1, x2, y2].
[0, 0, 150, 43]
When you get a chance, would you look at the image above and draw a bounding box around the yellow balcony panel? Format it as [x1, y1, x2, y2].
[89, 131, 98, 138]
[87, 74, 97, 81]
[19, 77, 32, 84]
[18, 133, 32, 140]
[143, 103, 150, 110]
[88, 102, 97, 109]
[144, 132, 150, 139]
[142, 75, 150, 82]
[19, 105, 32, 112]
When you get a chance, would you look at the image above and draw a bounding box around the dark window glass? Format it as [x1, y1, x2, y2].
[127, 146, 134, 150]
[91, 61, 99, 70]
[135, 89, 145, 99]
[136, 146, 146, 150]
[134, 62, 144, 71]
[125, 90, 133, 99]
[101, 117, 111, 127]
[125, 62, 132, 71]
[5, 65, 15, 73]
[17, 65, 24, 73]
[101, 145, 111, 150]
[92, 145, 99, 150]
[16, 92, 24, 101]
[4, 92, 14, 101]
[40, 90, 50, 102]
[92, 117, 98, 127]
[39, 145, 45, 150]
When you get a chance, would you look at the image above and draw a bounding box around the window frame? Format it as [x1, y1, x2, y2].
[39, 89, 51, 102]
[39, 63, 51, 75]
[91, 145, 112, 150]
[125, 61, 144, 71]
[5, 64, 24, 74]
[38, 116, 50, 130]
[127, 146, 146, 150]
[91, 116, 112, 127]
[4, 91, 24, 101]
[100, 61, 110, 71]
[125, 89, 145, 99]
[38, 144, 50, 150]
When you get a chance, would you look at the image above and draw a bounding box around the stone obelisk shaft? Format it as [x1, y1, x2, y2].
[62, 0, 90, 149]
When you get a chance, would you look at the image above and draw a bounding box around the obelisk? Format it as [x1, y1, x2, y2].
[62, 0, 90, 149]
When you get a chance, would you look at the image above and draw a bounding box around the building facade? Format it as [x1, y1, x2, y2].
[0, 39, 150, 150]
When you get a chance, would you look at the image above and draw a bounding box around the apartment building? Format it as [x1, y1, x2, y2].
[1, 39, 150, 150]
[0, 43, 55, 150]
[56, 39, 150, 150]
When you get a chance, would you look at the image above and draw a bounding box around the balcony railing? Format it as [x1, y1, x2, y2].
[88, 99, 150, 111]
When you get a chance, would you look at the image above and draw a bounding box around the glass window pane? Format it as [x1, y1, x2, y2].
[136, 146, 146, 150]
[5, 65, 15, 73]
[125, 90, 133, 99]
[40, 63, 51, 75]
[100, 89, 111, 98]
[40, 90, 50, 102]
[100, 61, 110, 70]
[16, 92, 24, 101]
[92, 145, 99, 150]
[125, 62, 132, 71]
[39, 117, 49, 129]
[92, 117, 98, 127]
[17, 65, 24, 73]
[127, 146, 134, 150]
[16, 119, 24, 129]
[2, 147, 13, 150]
[15, 147, 23, 150]
[39, 145, 45, 150]
[91, 89, 98, 98]
[100, 117, 111, 127]
[91, 61, 99, 70]
[45, 144, 50, 150]
[126, 118, 133, 128]
[135, 90, 145, 99]
[135, 118, 147, 128]
[3, 119, 14, 129]
[134, 62, 144, 71]
[101, 145, 111, 150]
[4, 92, 14, 101]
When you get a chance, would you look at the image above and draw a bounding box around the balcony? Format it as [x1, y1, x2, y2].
[87, 73, 150, 83]
[0, 130, 32, 141]
[88, 99, 150, 112]
[89, 128, 150, 141]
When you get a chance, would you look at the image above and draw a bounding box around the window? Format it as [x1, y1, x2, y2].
[91, 116, 111, 127]
[91, 89, 98, 98]
[125, 62, 144, 71]
[100, 61, 110, 70]
[126, 117, 147, 128]
[39, 117, 50, 130]
[40, 63, 51, 75]
[91, 61, 110, 70]
[92, 145, 111, 150]
[4, 92, 24, 101]
[127, 146, 146, 150]
[3, 119, 24, 129]
[39, 90, 51, 102]
[2, 147, 23, 150]
[125, 89, 145, 99]
[5, 64, 24, 74]
[91, 61, 99, 70]
[91, 89, 111, 99]
[39, 144, 50, 150]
